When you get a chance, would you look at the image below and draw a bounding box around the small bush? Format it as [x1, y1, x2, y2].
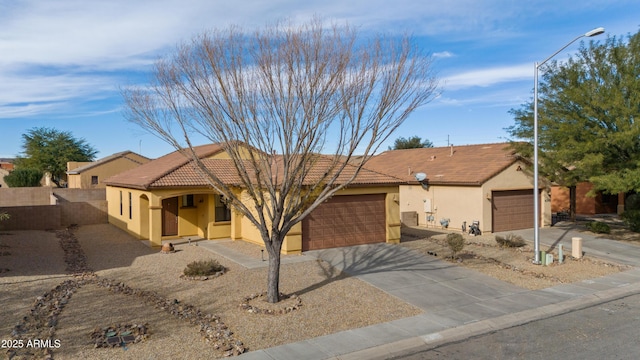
[495, 233, 526, 248]
[4, 168, 43, 187]
[621, 210, 640, 233]
[183, 259, 227, 277]
[446, 233, 465, 258]
[585, 221, 611, 234]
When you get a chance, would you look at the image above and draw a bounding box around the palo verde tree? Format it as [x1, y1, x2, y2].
[389, 135, 433, 150]
[122, 19, 439, 303]
[16, 127, 97, 187]
[507, 30, 640, 218]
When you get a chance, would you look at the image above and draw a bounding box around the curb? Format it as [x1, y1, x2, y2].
[334, 282, 640, 360]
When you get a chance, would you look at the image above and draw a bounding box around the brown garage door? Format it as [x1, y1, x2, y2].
[302, 194, 386, 251]
[492, 190, 537, 232]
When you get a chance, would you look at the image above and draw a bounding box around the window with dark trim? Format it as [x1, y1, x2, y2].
[214, 195, 231, 222]
[91, 176, 98, 185]
[182, 194, 195, 208]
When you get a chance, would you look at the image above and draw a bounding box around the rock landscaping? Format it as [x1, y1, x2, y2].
[401, 226, 631, 290]
[6, 226, 245, 359]
[239, 292, 303, 315]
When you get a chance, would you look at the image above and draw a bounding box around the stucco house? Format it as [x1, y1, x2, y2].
[67, 151, 150, 189]
[365, 143, 551, 234]
[104, 144, 404, 253]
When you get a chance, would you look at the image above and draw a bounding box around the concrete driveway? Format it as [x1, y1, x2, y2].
[239, 231, 640, 360]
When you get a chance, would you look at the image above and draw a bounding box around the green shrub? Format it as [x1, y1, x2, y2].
[585, 221, 611, 234]
[183, 259, 227, 277]
[495, 233, 526, 248]
[621, 210, 640, 233]
[625, 194, 640, 211]
[4, 168, 43, 187]
[446, 233, 465, 258]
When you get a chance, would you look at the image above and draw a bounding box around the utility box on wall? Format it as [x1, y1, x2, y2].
[401, 211, 418, 226]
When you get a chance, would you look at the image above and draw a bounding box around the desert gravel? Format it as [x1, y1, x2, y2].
[1, 225, 421, 359]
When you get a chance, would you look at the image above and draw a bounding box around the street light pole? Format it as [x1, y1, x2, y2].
[533, 27, 604, 265]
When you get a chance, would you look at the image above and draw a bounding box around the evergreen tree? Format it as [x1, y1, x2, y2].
[389, 136, 434, 150]
[15, 127, 97, 187]
[507, 30, 640, 196]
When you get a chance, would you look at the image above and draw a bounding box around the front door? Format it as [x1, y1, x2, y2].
[162, 197, 179, 236]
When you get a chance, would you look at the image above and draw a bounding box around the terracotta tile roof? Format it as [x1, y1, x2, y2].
[105, 144, 404, 190]
[67, 151, 150, 174]
[104, 144, 224, 189]
[365, 143, 519, 186]
[278, 156, 405, 186]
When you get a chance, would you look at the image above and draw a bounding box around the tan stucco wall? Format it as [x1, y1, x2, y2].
[0, 168, 10, 188]
[399, 161, 551, 233]
[400, 184, 482, 231]
[69, 154, 150, 189]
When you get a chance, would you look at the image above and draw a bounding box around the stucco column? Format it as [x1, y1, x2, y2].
[149, 194, 164, 247]
[386, 191, 401, 244]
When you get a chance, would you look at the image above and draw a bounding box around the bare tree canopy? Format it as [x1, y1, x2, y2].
[122, 19, 439, 302]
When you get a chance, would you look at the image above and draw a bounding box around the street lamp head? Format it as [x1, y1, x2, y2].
[585, 27, 605, 37]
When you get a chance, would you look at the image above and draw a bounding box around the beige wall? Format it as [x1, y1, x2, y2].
[0, 168, 9, 188]
[400, 184, 482, 231]
[0, 187, 52, 206]
[399, 161, 550, 233]
[68, 154, 150, 189]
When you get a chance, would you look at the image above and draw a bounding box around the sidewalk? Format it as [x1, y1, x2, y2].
[206, 226, 640, 360]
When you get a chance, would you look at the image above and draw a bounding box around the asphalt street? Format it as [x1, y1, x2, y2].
[389, 292, 640, 360]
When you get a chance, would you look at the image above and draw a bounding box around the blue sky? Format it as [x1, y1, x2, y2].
[1, 0, 638, 159]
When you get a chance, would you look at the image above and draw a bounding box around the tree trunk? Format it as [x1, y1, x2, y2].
[570, 185, 577, 222]
[265, 238, 282, 303]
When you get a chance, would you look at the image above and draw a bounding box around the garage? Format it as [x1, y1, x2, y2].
[492, 189, 538, 232]
[302, 194, 386, 251]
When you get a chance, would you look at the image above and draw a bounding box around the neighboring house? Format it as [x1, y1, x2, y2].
[551, 182, 622, 215]
[365, 143, 551, 234]
[67, 151, 150, 189]
[104, 144, 403, 253]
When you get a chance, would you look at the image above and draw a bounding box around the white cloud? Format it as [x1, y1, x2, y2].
[0, 0, 633, 119]
[433, 51, 454, 59]
[443, 64, 532, 89]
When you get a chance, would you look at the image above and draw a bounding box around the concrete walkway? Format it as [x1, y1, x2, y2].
[201, 226, 640, 360]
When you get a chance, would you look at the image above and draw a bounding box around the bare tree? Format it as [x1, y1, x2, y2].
[122, 19, 439, 303]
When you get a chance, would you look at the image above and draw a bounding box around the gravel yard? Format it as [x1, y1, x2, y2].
[1, 224, 421, 359]
[399, 225, 630, 290]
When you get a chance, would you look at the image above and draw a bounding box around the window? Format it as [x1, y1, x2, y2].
[119, 191, 123, 216]
[214, 195, 231, 222]
[182, 194, 195, 207]
[129, 192, 132, 219]
[91, 176, 98, 185]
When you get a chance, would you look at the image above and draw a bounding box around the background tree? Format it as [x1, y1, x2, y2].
[4, 168, 44, 187]
[123, 19, 439, 303]
[15, 127, 97, 187]
[507, 30, 640, 219]
[389, 135, 433, 150]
